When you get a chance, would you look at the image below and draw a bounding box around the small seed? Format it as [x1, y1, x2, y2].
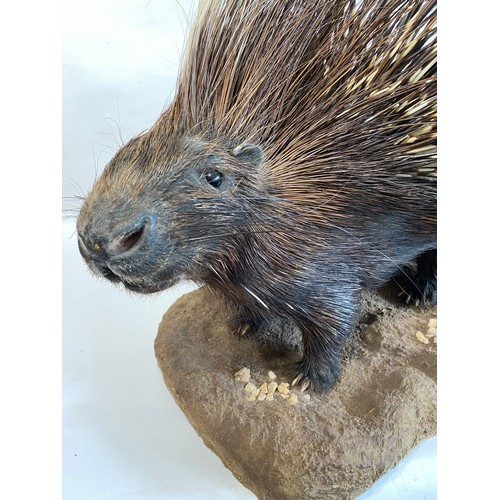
[234, 367, 251, 382]
[416, 331, 429, 344]
[244, 382, 257, 394]
[268, 370, 277, 380]
[256, 383, 268, 401]
[277, 382, 290, 395]
[268, 382, 278, 394]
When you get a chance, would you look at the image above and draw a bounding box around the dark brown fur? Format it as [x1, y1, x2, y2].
[77, 0, 437, 392]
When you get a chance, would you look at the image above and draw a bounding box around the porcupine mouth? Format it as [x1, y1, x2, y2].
[115, 269, 181, 294]
[90, 258, 181, 294]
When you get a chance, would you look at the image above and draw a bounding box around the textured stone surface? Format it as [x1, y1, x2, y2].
[155, 287, 436, 499]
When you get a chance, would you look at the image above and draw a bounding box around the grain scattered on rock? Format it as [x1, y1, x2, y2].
[278, 382, 290, 395]
[427, 317, 437, 337]
[234, 367, 251, 382]
[416, 331, 429, 344]
[245, 382, 257, 394]
[245, 382, 259, 401]
[268, 382, 278, 394]
[236, 368, 305, 404]
[257, 383, 268, 401]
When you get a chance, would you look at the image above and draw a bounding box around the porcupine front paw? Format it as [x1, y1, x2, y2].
[290, 357, 342, 394]
[395, 249, 437, 306]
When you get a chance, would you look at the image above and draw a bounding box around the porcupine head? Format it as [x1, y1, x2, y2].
[76, 0, 437, 393]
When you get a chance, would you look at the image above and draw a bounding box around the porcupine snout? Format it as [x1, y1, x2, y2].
[77, 210, 159, 289]
[78, 214, 154, 257]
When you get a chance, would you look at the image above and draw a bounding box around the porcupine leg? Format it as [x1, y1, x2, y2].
[290, 319, 351, 394]
[290, 292, 359, 394]
[394, 249, 437, 306]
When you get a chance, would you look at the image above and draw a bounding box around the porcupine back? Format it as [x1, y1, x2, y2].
[169, 0, 437, 214]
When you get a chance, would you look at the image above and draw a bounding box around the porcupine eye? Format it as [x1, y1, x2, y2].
[205, 170, 224, 188]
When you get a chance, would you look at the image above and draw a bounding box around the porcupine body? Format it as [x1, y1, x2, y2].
[76, 0, 437, 393]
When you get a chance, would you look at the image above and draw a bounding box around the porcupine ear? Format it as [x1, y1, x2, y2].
[231, 143, 263, 168]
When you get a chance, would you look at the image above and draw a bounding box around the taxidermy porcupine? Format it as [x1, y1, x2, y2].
[77, 0, 437, 393]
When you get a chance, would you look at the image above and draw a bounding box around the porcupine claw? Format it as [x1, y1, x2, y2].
[290, 353, 343, 394]
[236, 323, 252, 336]
[291, 372, 311, 392]
[397, 289, 420, 306]
[394, 250, 437, 307]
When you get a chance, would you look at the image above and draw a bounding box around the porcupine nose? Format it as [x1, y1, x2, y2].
[78, 215, 155, 261]
[108, 219, 148, 255]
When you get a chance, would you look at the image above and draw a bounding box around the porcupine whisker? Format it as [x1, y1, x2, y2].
[114, 99, 125, 146]
[62, 209, 79, 222]
[91, 140, 99, 183]
[62, 199, 85, 218]
[91, 140, 117, 181]
[62, 178, 87, 221]
[63, 175, 87, 199]
[94, 134, 121, 154]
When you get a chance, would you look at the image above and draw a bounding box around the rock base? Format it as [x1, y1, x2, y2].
[155, 287, 436, 499]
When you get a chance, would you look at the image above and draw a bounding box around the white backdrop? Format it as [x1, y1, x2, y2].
[62, 1, 436, 498]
